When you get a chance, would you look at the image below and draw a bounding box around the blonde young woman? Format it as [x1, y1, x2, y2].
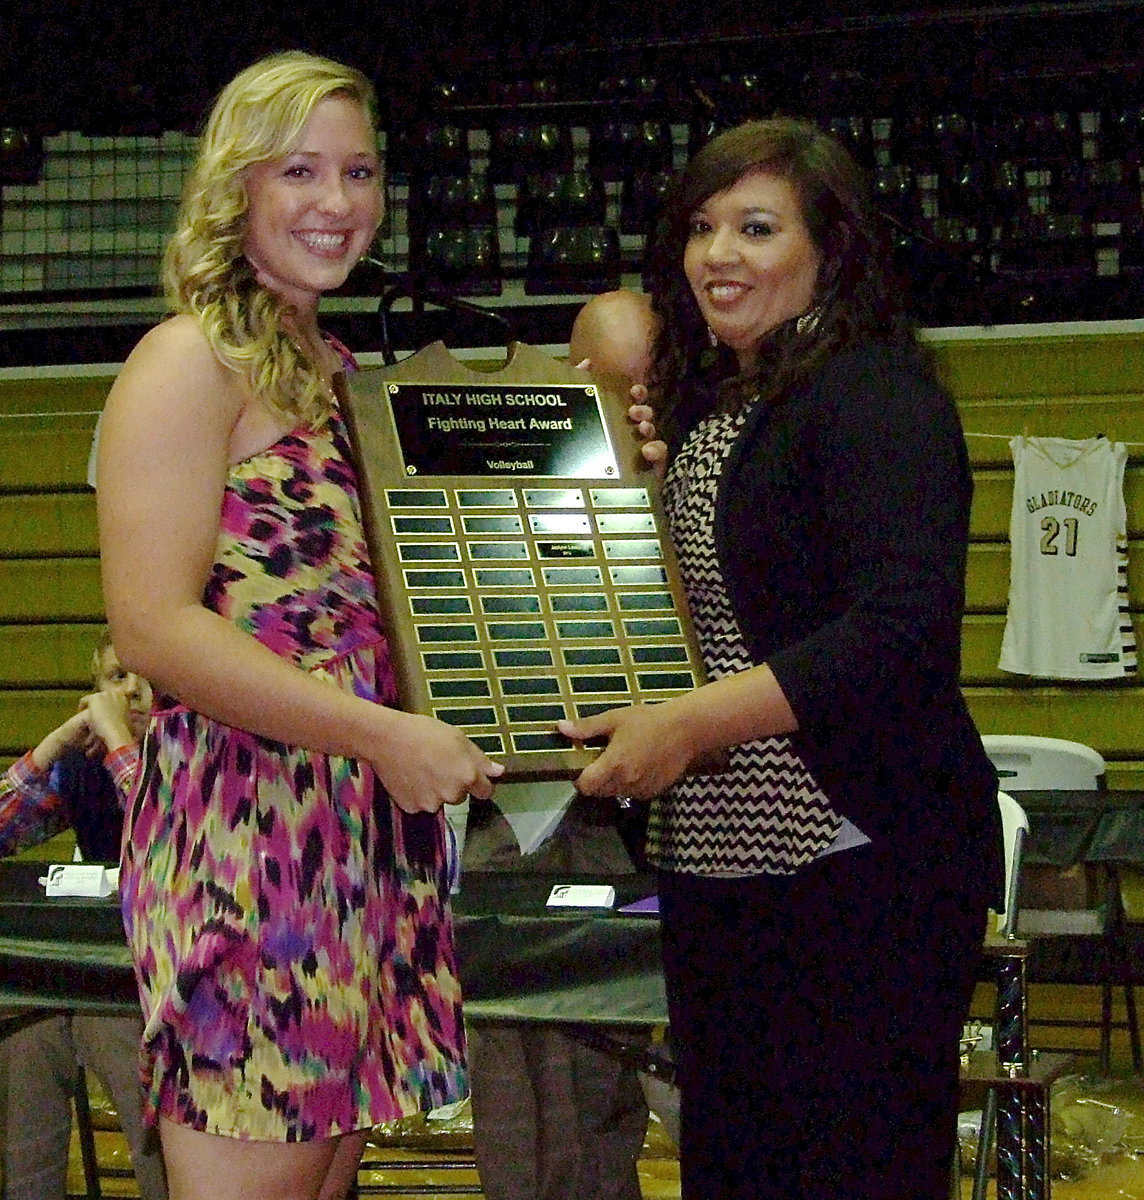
[97, 52, 502, 1200]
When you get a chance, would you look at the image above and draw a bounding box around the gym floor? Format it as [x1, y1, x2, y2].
[67, 982, 1144, 1199]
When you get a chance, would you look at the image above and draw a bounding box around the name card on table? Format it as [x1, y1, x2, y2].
[546, 883, 616, 908]
[39, 863, 118, 898]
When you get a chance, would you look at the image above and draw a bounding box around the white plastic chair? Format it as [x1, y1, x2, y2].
[981, 734, 1105, 791]
[996, 790, 1029, 937]
[980, 734, 1139, 1071]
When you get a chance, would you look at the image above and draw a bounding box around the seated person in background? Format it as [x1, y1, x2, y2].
[463, 785, 653, 1200]
[0, 630, 167, 1200]
[462, 293, 671, 1200]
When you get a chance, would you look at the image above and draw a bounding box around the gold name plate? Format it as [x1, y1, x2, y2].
[343, 341, 704, 780]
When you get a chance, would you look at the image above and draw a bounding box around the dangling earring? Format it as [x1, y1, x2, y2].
[707, 325, 718, 348]
[796, 306, 822, 336]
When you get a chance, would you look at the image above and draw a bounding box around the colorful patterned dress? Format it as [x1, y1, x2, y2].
[119, 396, 466, 1141]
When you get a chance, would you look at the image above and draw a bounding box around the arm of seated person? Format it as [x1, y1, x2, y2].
[0, 711, 89, 856]
[82, 690, 141, 804]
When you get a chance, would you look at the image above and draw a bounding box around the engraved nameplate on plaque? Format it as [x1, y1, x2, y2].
[343, 340, 705, 780]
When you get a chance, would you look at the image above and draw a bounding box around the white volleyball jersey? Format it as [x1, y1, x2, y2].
[999, 435, 1136, 679]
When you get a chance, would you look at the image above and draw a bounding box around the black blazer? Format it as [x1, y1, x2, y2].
[711, 342, 1001, 893]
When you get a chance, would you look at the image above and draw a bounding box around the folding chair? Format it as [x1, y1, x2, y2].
[980, 735, 1140, 1071]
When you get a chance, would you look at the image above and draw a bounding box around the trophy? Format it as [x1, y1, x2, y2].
[343, 340, 704, 780]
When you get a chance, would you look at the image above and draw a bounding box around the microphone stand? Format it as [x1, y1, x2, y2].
[362, 260, 516, 366]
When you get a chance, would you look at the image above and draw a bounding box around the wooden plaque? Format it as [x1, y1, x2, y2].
[343, 341, 705, 780]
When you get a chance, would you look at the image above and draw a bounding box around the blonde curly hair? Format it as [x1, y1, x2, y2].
[163, 51, 380, 425]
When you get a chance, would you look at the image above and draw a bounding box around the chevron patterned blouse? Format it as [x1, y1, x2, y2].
[646, 403, 846, 876]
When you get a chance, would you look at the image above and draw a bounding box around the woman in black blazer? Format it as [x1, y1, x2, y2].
[561, 119, 1001, 1200]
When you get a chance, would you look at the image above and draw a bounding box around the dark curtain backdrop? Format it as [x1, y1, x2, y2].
[0, 0, 1107, 133]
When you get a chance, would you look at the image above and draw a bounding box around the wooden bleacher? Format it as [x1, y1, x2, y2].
[3, 323, 1144, 779]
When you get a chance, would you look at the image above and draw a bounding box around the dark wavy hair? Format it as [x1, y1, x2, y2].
[644, 118, 916, 449]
